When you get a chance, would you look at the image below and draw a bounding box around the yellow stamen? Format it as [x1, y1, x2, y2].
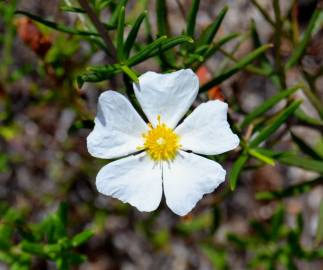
[140, 116, 180, 161]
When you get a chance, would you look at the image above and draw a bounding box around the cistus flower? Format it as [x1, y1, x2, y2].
[87, 69, 239, 216]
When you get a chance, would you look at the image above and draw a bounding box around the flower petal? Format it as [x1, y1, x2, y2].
[163, 151, 226, 216]
[133, 69, 199, 128]
[96, 153, 163, 212]
[175, 100, 239, 155]
[87, 91, 148, 159]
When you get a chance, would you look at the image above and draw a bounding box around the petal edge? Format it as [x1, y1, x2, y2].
[87, 91, 148, 159]
[96, 153, 163, 212]
[175, 100, 239, 155]
[163, 151, 226, 216]
[133, 69, 199, 128]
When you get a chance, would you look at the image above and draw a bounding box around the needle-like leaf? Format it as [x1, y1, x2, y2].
[200, 44, 272, 92]
[124, 11, 147, 57]
[186, 0, 200, 37]
[249, 100, 302, 147]
[286, 7, 322, 69]
[229, 153, 248, 190]
[116, 6, 125, 61]
[241, 85, 301, 129]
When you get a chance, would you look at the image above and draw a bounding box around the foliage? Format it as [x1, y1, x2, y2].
[0, 203, 93, 270]
[227, 206, 323, 270]
[0, 0, 322, 269]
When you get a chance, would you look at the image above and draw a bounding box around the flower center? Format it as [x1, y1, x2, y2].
[140, 116, 180, 161]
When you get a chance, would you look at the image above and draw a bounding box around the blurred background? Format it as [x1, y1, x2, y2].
[0, 0, 323, 269]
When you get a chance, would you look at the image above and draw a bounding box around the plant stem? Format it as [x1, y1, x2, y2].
[78, 0, 117, 64]
[122, 74, 147, 121]
[175, 0, 186, 20]
[218, 47, 269, 76]
[251, 0, 275, 27]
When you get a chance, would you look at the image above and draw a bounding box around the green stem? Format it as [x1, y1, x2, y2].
[217, 47, 269, 76]
[251, 0, 275, 27]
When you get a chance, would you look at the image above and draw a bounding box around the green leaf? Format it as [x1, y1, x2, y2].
[200, 244, 229, 270]
[79, 64, 120, 85]
[241, 85, 301, 129]
[129, 35, 192, 67]
[116, 6, 125, 61]
[294, 108, 323, 126]
[316, 199, 323, 245]
[109, 0, 128, 27]
[176, 212, 213, 234]
[227, 233, 248, 248]
[156, 0, 169, 36]
[124, 11, 147, 57]
[186, 0, 200, 37]
[249, 100, 302, 147]
[277, 153, 323, 173]
[197, 6, 228, 46]
[156, 0, 177, 68]
[0, 203, 9, 218]
[203, 32, 239, 55]
[290, 131, 323, 160]
[0, 208, 22, 249]
[87, 63, 120, 74]
[270, 205, 284, 240]
[286, 8, 322, 69]
[55, 257, 69, 270]
[256, 176, 323, 201]
[152, 229, 169, 248]
[250, 0, 275, 27]
[21, 242, 47, 257]
[250, 19, 278, 80]
[120, 65, 139, 83]
[57, 202, 68, 227]
[295, 212, 304, 236]
[147, 35, 193, 58]
[229, 153, 248, 190]
[126, 36, 167, 66]
[200, 44, 272, 92]
[250, 220, 270, 241]
[95, 0, 113, 10]
[248, 148, 275, 165]
[294, 108, 323, 127]
[256, 148, 323, 173]
[0, 251, 16, 264]
[189, 32, 240, 67]
[66, 252, 87, 265]
[0, 153, 9, 172]
[81, 36, 192, 84]
[40, 204, 68, 243]
[71, 230, 94, 247]
[15, 11, 100, 36]
[59, 6, 85, 13]
[69, 120, 94, 133]
[301, 84, 323, 119]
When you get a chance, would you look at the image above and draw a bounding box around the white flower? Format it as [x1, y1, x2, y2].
[87, 69, 239, 216]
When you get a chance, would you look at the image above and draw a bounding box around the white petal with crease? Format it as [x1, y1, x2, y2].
[87, 91, 148, 159]
[133, 69, 199, 128]
[163, 151, 226, 216]
[175, 100, 239, 155]
[96, 153, 163, 212]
